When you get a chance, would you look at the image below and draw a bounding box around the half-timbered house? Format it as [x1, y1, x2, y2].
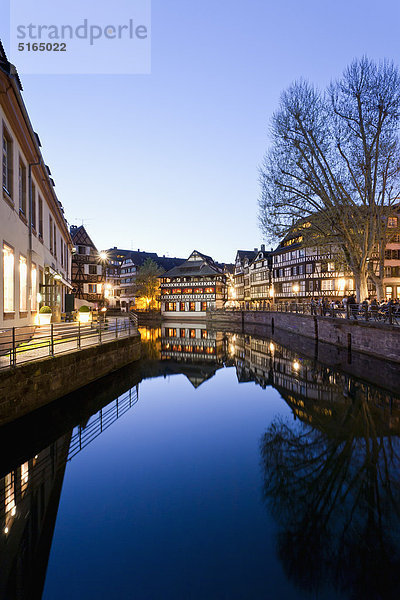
[160, 250, 227, 318]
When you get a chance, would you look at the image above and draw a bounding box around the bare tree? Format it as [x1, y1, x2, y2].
[261, 382, 400, 598]
[259, 58, 400, 300]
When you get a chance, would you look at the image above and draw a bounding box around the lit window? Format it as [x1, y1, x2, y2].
[201, 302, 207, 311]
[21, 462, 29, 494]
[205, 287, 214, 294]
[388, 217, 398, 228]
[31, 264, 37, 311]
[189, 302, 196, 311]
[5, 473, 15, 516]
[19, 255, 27, 311]
[3, 244, 14, 312]
[321, 279, 335, 291]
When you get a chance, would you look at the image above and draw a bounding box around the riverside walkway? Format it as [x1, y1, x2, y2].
[0, 315, 138, 370]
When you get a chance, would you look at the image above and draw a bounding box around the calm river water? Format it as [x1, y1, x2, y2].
[1, 323, 400, 600]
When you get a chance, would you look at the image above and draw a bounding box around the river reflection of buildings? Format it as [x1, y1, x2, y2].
[228, 332, 400, 435]
[0, 383, 139, 600]
[161, 323, 226, 361]
[227, 330, 400, 598]
[159, 323, 228, 388]
[0, 433, 71, 599]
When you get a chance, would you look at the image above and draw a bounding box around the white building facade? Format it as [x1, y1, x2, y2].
[0, 44, 72, 328]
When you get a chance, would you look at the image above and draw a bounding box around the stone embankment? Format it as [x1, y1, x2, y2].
[0, 334, 141, 426]
[207, 310, 400, 364]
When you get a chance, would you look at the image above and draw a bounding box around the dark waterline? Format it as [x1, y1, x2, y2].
[1, 325, 400, 599]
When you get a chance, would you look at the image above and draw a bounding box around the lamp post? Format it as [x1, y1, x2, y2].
[99, 251, 109, 310]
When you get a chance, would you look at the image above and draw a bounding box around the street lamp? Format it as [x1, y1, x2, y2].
[99, 251, 109, 309]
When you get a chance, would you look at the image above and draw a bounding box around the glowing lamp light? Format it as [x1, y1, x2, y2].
[269, 342, 275, 353]
[292, 284, 300, 293]
[4, 527, 8, 535]
[293, 360, 300, 371]
[54, 273, 62, 281]
[101, 307, 107, 312]
[78, 312, 91, 324]
[11, 507, 16, 517]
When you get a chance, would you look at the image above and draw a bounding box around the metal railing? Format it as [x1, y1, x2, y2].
[68, 385, 139, 460]
[0, 385, 139, 520]
[213, 303, 400, 326]
[0, 313, 139, 370]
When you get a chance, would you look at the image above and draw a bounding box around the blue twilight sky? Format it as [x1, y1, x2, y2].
[1, 0, 400, 263]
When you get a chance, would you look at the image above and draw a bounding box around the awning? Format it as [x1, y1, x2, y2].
[44, 265, 73, 289]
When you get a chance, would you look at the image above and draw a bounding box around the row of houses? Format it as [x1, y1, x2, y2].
[233, 227, 400, 306]
[159, 233, 400, 318]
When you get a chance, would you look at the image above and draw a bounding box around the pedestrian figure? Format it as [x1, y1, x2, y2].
[370, 298, 378, 319]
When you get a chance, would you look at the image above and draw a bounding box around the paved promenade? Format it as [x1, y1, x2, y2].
[0, 317, 137, 370]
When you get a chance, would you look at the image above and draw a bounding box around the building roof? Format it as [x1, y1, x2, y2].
[162, 250, 225, 279]
[70, 225, 98, 251]
[106, 247, 185, 272]
[0, 40, 22, 90]
[236, 250, 258, 263]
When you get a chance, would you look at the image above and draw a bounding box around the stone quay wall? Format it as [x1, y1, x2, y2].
[207, 310, 400, 364]
[0, 334, 141, 426]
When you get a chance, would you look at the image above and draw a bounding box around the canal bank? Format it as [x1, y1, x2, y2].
[0, 333, 141, 426]
[207, 310, 400, 364]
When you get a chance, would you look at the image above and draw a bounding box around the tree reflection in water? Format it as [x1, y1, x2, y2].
[261, 380, 400, 599]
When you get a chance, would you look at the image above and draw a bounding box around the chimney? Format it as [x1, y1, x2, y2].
[254, 247, 258, 252]
[261, 244, 265, 252]
[137, 248, 140, 252]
